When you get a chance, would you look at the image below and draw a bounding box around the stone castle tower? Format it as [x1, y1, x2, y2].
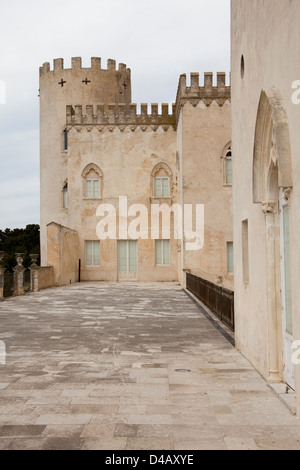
[39, 57, 232, 288]
[39, 58, 132, 264]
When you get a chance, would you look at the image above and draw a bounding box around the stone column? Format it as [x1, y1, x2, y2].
[0, 252, 5, 300]
[13, 253, 26, 296]
[182, 268, 190, 289]
[29, 254, 40, 292]
[263, 203, 281, 383]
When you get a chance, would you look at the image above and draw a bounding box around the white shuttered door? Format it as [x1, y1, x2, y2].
[118, 241, 138, 281]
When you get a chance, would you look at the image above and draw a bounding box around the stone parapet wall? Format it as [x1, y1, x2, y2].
[175, 72, 231, 126]
[66, 103, 176, 131]
[37, 266, 54, 291]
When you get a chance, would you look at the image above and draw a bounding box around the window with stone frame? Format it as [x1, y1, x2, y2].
[151, 162, 173, 198]
[222, 143, 232, 186]
[82, 164, 103, 200]
[85, 240, 100, 266]
[227, 241, 234, 274]
[225, 148, 232, 185]
[155, 240, 170, 266]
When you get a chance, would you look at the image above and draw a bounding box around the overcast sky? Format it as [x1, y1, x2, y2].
[0, 0, 230, 230]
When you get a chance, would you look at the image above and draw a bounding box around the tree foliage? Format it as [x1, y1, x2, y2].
[0, 225, 40, 271]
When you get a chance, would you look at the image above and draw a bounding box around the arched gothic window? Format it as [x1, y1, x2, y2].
[81, 163, 103, 200]
[222, 143, 232, 186]
[151, 162, 173, 198]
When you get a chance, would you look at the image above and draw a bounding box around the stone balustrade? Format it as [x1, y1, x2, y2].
[0, 252, 54, 299]
[0, 251, 5, 300]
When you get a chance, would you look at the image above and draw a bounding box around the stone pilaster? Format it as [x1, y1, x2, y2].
[262, 203, 282, 383]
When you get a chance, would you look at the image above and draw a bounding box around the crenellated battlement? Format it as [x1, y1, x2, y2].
[65, 103, 176, 131]
[39, 56, 132, 108]
[39, 57, 131, 76]
[175, 72, 231, 125]
[177, 72, 230, 98]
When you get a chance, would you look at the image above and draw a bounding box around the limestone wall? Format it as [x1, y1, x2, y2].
[37, 266, 54, 290]
[40, 58, 232, 288]
[39, 58, 131, 266]
[176, 74, 232, 290]
[47, 222, 80, 286]
[231, 0, 300, 411]
[65, 125, 178, 282]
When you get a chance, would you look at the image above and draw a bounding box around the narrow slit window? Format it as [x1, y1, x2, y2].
[63, 129, 68, 151]
[227, 242, 234, 274]
[226, 148, 232, 185]
[62, 182, 68, 209]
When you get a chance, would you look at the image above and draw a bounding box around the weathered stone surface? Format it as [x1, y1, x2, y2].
[0, 282, 299, 450]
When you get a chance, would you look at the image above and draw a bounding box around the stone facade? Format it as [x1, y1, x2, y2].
[39, 58, 232, 288]
[231, 0, 300, 414]
[176, 74, 232, 288]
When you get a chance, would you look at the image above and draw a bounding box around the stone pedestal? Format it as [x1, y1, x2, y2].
[13, 253, 26, 296]
[0, 252, 5, 300]
[0, 267, 5, 300]
[29, 254, 40, 292]
[182, 268, 190, 289]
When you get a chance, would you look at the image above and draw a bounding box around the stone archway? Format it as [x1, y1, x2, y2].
[253, 87, 293, 383]
[253, 88, 293, 204]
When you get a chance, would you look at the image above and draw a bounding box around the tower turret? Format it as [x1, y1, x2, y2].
[39, 57, 131, 264]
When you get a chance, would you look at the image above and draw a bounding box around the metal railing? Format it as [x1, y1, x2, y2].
[186, 273, 234, 332]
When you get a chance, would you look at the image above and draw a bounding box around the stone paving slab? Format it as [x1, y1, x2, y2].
[0, 281, 299, 450]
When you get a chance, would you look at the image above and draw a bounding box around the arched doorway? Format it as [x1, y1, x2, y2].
[253, 87, 294, 387]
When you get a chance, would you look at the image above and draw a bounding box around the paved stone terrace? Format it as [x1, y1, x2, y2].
[0, 282, 300, 450]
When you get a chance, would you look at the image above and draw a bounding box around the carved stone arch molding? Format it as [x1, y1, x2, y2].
[81, 163, 103, 179]
[252, 88, 293, 384]
[151, 161, 173, 178]
[253, 87, 293, 205]
[61, 177, 68, 188]
[221, 140, 231, 157]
